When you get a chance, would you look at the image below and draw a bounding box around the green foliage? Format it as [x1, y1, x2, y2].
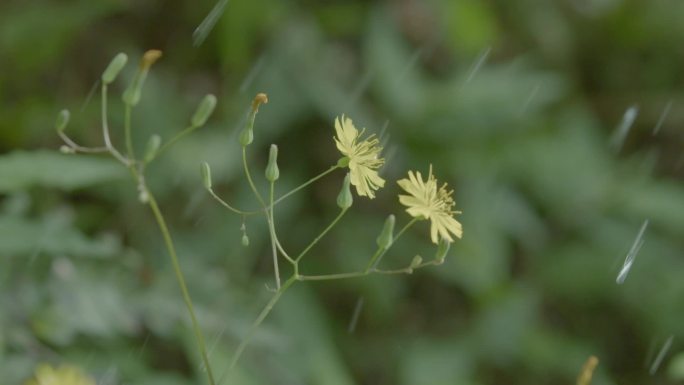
[2, 1, 684, 384]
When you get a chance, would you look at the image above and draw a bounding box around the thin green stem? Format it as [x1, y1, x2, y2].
[272, 165, 338, 206]
[294, 208, 347, 264]
[268, 181, 281, 289]
[206, 165, 340, 218]
[101, 84, 129, 165]
[363, 247, 387, 273]
[153, 124, 198, 160]
[124, 104, 135, 160]
[146, 191, 216, 385]
[207, 188, 256, 216]
[227, 276, 297, 372]
[297, 271, 367, 281]
[242, 146, 266, 207]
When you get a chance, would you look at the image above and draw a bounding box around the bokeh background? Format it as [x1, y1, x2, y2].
[2, 0, 684, 384]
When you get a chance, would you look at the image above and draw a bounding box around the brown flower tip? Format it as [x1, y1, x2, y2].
[141, 49, 163, 70]
[251, 93, 268, 112]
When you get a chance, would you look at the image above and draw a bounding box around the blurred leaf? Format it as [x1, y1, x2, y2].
[0, 213, 120, 258]
[0, 150, 125, 192]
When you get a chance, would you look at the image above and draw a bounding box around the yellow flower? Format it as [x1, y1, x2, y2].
[24, 364, 95, 385]
[397, 165, 463, 244]
[333, 115, 385, 198]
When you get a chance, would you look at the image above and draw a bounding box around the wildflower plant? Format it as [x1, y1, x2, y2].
[55, 51, 463, 384]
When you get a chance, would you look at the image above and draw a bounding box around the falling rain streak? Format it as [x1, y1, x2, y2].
[239, 55, 266, 93]
[652, 100, 673, 136]
[347, 297, 365, 334]
[649, 335, 674, 375]
[193, 0, 230, 47]
[464, 47, 491, 85]
[616, 219, 648, 284]
[609, 105, 638, 151]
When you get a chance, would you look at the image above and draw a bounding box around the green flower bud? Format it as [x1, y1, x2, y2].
[435, 239, 450, 264]
[241, 233, 250, 247]
[239, 128, 253, 147]
[409, 255, 423, 271]
[59, 145, 74, 154]
[265, 144, 279, 182]
[376, 214, 395, 249]
[200, 162, 212, 190]
[55, 109, 70, 133]
[337, 173, 353, 209]
[123, 50, 162, 106]
[102, 53, 128, 84]
[143, 134, 161, 163]
[191, 94, 217, 127]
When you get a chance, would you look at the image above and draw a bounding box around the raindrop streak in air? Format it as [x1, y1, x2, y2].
[649, 335, 674, 375]
[193, 0, 230, 47]
[343, 69, 374, 111]
[652, 100, 673, 136]
[464, 46, 491, 84]
[80, 79, 100, 113]
[347, 297, 365, 334]
[519, 83, 541, 115]
[609, 105, 638, 151]
[616, 219, 648, 284]
[395, 47, 424, 85]
[239, 55, 266, 93]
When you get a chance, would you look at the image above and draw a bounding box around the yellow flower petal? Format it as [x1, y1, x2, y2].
[333, 115, 385, 199]
[397, 166, 462, 244]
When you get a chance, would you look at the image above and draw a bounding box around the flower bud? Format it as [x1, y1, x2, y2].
[238, 127, 253, 146]
[191, 94, 217, 127]
[55, 109, 70, 133]
[409, 255, 423, 271]
[265, 144, 279, 182]
[200, 162, 212, 190]
[239, 93, 268, 147]
[241, 233, 250, 247]
[336, 173, 353, 209]
[102, 53, 128, 84]
[59, 145, 74, 154]
[143, 134, 161, 163]
[123, 49, 162, 106]
[376, 214, 395, 249]
[435, 238, 450, 264]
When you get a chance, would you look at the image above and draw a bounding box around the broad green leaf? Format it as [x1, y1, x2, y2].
[0, 150, 125, 192]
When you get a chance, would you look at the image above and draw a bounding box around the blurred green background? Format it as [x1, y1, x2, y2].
[2, 0, 684, 384]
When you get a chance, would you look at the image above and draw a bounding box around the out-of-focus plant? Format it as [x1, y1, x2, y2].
[53, 50, 465, 382]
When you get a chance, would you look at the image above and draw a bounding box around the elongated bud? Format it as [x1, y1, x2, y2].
[376, 214, 395, 249]
[102, 53, 128, 84]
[123, 49, 162, 106]
[337, 173, 353, 209]
[191, 94, 217, 127]
[409, 255, 423, 272]
[241, 233, 250, 247]
[238, 128, 253, 146]
[200, 162, 212, 189]
[143, 134, 161, 163]
[435, 239, 450, 264]
[239, 93, 267, 147]
[55, 109, 70, 133]
[265, 144, 279, 182]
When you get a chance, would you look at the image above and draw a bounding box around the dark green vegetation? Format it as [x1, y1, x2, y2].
[2, 1, 684, 384]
